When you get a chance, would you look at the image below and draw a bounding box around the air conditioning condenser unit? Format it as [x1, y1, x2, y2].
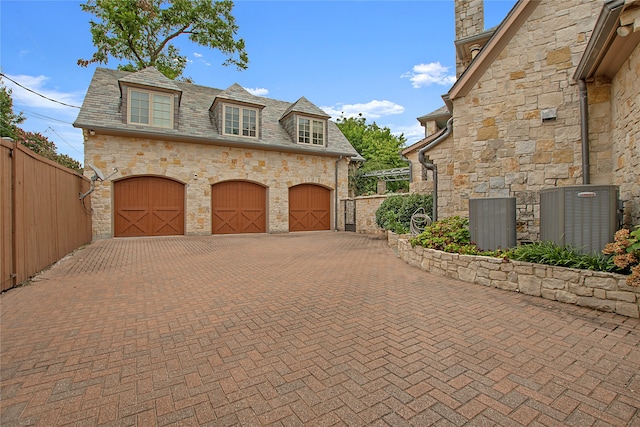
[540, 185, 619, 254]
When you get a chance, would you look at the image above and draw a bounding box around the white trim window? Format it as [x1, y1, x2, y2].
[298, 117, 325, 146]
[224, 105, 257, 138]
[128, 89, 173, 128]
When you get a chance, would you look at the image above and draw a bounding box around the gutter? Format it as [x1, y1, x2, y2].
[417, 117, 454, 222]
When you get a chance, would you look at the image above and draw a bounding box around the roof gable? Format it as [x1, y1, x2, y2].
[281, 96, 331, 120]
[449, 0, 539, 101]
[212, 83, 266, 109]
[118, 66, 182, 92]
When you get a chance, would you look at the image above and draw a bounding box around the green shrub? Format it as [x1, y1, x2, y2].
[409, 216, 501, 256]
[375, 193, 433, 234]
[504, 241, 617, 272]
[407, 215, 636, 281]
[410, 216, 470, 250]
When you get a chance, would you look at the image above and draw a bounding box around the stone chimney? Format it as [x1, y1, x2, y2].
[455, 0, 485, 75]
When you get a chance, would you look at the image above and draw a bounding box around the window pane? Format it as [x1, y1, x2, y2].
[130, 91, 149, 124]
[152, 94, 172, 127]
[298, 118, 310, 144]
[312, 120, 324, 145]
[242, 109, 257, 137]
[225, 106, 240, 135]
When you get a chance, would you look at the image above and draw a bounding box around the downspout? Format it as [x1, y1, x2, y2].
[400, 154, 413, 183]
[418, 117, 454, 221]
[578, 79, 590, 184]
[334, 155, 343, 231]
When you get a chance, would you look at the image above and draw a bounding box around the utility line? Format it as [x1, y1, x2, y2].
[46, 126, 84, 156]
[17, 107, 73, 125]
[0, 72, 81, 109]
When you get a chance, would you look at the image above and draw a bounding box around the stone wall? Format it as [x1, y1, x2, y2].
[428, 0, 604, 242]
[454, 0, 484, 76]
[85, 133, 350, 238]
[611, 42, 640, 226]
[342, 195, 386, 234]
[397, 238, 640, 318]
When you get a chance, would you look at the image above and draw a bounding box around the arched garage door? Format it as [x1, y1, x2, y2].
[114, 176, 185, 237]
[211, 181, 266, 234]
[289, 184, 331, 232]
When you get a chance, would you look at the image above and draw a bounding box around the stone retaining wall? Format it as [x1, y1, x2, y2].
[397, 237, 640, 318]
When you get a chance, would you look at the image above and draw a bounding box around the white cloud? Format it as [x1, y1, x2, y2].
[244, 87, 269, 96]
[321, 100, 404, 120]
[2, 73, 85, 163]
[395, 122, 426, 147]
[401, 62, 456, 88]
[3, 74, 83, 111]
[193, 52, 203, 58]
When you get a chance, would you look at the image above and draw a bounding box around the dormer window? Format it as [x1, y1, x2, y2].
[224, 104, 257, 138]
[298, 117, 325, 146]
[128, 89, 173, 128]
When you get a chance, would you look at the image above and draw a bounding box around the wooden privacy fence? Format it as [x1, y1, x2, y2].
[1, 139, 92, 292]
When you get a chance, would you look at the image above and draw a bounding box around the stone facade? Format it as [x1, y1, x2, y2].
[454, 0, 484, 75]
[75, 68, 360, 239]
[610, 42, 640, 226]
[340, 195, 387, 234]
[405, 0, 640, 243]
[85, 133, 350, 238]
[397, 237, 640, 318]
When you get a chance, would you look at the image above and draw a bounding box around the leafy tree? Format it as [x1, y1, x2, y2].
[336, 114, 408, 195]
[0, 83, 25, 139]
[78, 0, 249, 80]
[0, 82, 82, 173]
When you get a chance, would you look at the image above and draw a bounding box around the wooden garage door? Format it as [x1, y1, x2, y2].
[289, 184, 331, 232]
[211, 181, 266, 234]
[114, 176, 185, 237]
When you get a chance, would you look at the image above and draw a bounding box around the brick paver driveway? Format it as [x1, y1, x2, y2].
[1, 232, 639, 426]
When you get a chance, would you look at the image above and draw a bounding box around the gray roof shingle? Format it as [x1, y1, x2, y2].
[75, 68, 362, 159]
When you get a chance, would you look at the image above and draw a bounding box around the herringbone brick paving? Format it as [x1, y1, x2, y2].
[1, 232, 639, 426]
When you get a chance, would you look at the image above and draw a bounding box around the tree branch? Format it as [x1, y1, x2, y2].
[152, 24, 190, 60]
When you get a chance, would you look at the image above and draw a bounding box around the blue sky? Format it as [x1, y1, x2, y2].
[1, 0, 516, 164]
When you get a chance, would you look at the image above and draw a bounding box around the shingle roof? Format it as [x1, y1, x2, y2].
[75, 68, 362, 159]
[417, 105, 451, 122]
[281, 96, 331, 120]
[213, 83, 266, 108]
[117, 66, 181, 92]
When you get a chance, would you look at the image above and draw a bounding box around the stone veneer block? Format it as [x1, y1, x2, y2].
[568, 283, 593, 297]
[577, 297, 616, 313]
[541, 289, 558, 301]
[616, 301, 640, 318]
[584, 276, 618, 291]
[458, 267, 477, 282]
[556, 291, 578, 304]
[552, 268, 581, 283]
[542, 278, 566, 290]
[605, 291, 637, 303]
[518, 275, 542, 296]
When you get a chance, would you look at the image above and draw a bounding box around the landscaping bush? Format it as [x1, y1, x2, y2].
[505, 241, 617, 272]
[410, 216, 501, 256]
[409, 216, 638, 280]
[375, 193, 433, 234]
[603, 225, 640, 286]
